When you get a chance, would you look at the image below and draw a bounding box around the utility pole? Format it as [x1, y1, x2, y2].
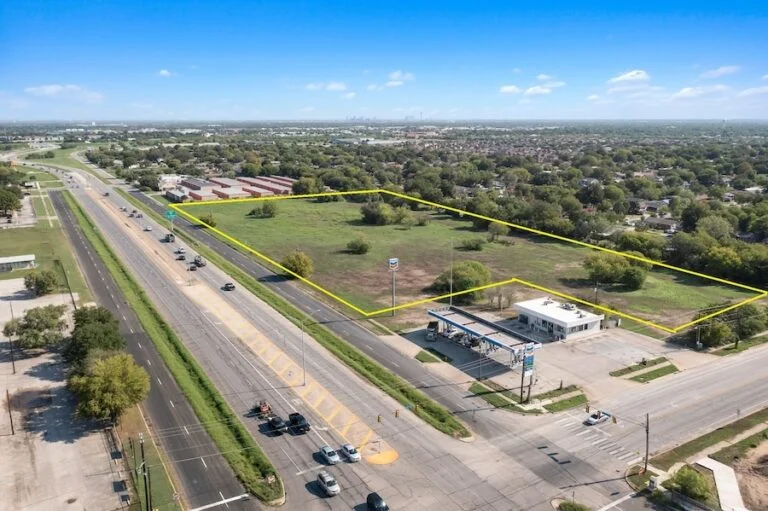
[449, 239, 454, 307]
[644, 412, 650, 474]
[140, 433, 150, 511]
[519, 364, 526, 403]
[8, 301, 15, 374]
[300, 320, 307, 386]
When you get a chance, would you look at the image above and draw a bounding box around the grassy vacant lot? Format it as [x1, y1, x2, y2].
[0, 222, 90, 301]
[711, 428, 768, 466]
[26, 146, 92, 172]
[184, 194, 754, 327]
[651, 407, 768, 470]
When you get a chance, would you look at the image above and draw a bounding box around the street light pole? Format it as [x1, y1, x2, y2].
[449, 238, 454, 307]
[644, 412, 650, 474]
[300, 320, 306, 386]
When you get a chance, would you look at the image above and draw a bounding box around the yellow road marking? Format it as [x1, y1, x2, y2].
[356, 429, 374, 450]
[325, 405, 343, 423]
[298, 382, 316, 397]
[266, 352, 282, 366]
[340, 419, 355, 437]
[171, 189, 768, 332]
[311, 392, 327, 409]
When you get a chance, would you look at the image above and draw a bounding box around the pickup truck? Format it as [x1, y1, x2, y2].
[288, 412, 310, 433]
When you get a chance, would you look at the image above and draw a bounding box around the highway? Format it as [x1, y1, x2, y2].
[49, 190, 253, 510]
[59, 172, 635, 509]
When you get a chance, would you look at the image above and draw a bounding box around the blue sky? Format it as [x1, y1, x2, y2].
[1, 1, 767, 120]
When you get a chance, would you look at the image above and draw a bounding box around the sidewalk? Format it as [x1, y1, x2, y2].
[695, 457, 748, 511]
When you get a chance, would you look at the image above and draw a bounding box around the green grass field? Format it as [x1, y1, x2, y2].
[0, 223, 90, 302]
[26, 146, 92, 172]
[183, 195, 755, 328]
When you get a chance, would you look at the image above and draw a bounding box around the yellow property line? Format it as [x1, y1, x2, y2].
[171, 190, 768, 332]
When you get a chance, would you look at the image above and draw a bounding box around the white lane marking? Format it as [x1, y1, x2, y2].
[556, 417, 571, 425]
[188, 494, 248, 511]
[596, 492, 636, 511]
[625, 456, 643, 466]
[122, 314, 127, 321]
[146, 359, 151, 366]
[295, 464, 326, 476]
[184, 426, 190, 435]
[619, 452, 638, 460]
[219, 491, 230, 509]
[169, 400, 175, 408]
[582, 433, 600, 442]
[129, 327, 134, 334]
[593, 438, 610, 446]
[575, 430, 592, 437]
[608, 448, 622, 455]
[156, 377, 162, 385]
[138, 342, 142, 349]
[280, 446, 301, 473]
[200, 457, 208, 469]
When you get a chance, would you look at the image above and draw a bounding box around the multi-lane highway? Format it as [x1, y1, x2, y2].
[50, 190, 253, 511]
[45, 160, 768, 510]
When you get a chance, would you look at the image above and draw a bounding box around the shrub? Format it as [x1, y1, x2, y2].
[281, 251, 314, 278]
[346, 238, 371, 254]
[199, 212, 217, 228]
[416, 214, 431, 226]
[460, 238, 485, 251]
[620, 266, 648, 290]
[24, 270, 59, 296]
[665, 465, 710, 502]
[433, 260, 492, 304]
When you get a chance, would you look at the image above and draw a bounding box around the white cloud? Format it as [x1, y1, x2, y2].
[342, 92, 356, 99]
[608, 69, 650, 83]
[543, 80, 566, 88]
[536, 74, 553, 81]
[737, 86, 768, 97]
[385, 80, 404, 87]
[367, 84, 383, 92]
[672, 85, 729, 99]
[587, 94, 600, 101]
[699, 65, 740, 79]
[524, 85, 552, 96]
[499, 85, 521, 94]
[157, 69, 174, 78]
[762, 74, 768, 80]
[325, 81, 347, 91]
[24, 84, 103, 103]
[305, 82, 347, 91]
[389, 70, 415, 82]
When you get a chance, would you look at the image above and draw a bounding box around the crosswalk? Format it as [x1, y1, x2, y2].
[555, 416, 644, 466]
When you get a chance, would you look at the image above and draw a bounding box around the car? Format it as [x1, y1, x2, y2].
[188, 264, 198, 271]
[317, 471, 340, 497]
[177, 254, 186, 261]
[340, 443, 361, 462]
[319, 445, 341, 465]
[223, 282, 236, 291]
[120, 206, 127, 211]
[288, 412, 310, 433]
[585, 410, 611, 425]
[366, 492, 389, 510]
[267, 415, 288, 435]
[175, 247, 186, 254]
[143, 226, 152, 231]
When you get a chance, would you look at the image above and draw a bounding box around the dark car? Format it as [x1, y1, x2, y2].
[267, 415, 288, 435]
[366, 492, 389, 511]
[177, 254, 186, 261]
[288, 412, 310, 433]
[223, 282, 236, 291]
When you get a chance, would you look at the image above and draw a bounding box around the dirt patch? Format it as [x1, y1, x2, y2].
[734, 441, 768, 511]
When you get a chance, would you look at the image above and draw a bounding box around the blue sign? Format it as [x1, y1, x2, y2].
[388, 257, 399, 271]
[165, 210, 177, 220]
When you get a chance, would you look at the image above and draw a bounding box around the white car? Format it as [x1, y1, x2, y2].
[143, 226, 153, 232]
[317, 470, 340, 496]
[340, 443, 361, 462]
[585, 410, 611, 425]
[176, 247, 186, 254]
[319, 445, 341, 465]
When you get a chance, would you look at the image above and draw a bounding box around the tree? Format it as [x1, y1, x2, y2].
[620, 266, 647, 290]
[23, 270, 59, 296]
[292, 177, 320, 195]
[433, 260, 492, 304]
[698, 322, 736, 348]
[73, 306, 118, 330]
[7, 304, 68, 349]
[68, 353, 150, 423]
[0, 189, 21, 216]
[360, 201, 395, 225]
[681, 203, 710, 232]
[487, 222, 510, 242]
[583, 253, 630, 284]
[346, 238, 371, 254]
[666, 465, 710, 502]
[199, 212, 217, 228]
[616, 232, 666, 260]
[281, 251, 314, 278]
[64, 322, 125, 367]
[696, 215, 733, 241]
[261, 201, 278, 218]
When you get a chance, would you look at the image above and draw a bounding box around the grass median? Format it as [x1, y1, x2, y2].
[651, 406, 768, 470]
[63, 191, 284, 503]
[544, 394, 587, 413]
[629, 363, 679, 383]
[118, 189, 471, 439]
[610, 357, 667, 377]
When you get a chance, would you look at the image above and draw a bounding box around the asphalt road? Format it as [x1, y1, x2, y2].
[50, 191, 253, 511]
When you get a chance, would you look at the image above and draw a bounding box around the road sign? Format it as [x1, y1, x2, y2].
[388, 257, 399, 272]
[164, 210, 177, 220]
[523, 354, 535, 377]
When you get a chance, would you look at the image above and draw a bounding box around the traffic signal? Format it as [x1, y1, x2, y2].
[585, 404, 590, 413]
[394, 409, 399, 418]
[612, 415, 617, 424]
[377, 415, 382, 423]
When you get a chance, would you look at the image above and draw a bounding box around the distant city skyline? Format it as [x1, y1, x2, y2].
[1, 1, 767, 120]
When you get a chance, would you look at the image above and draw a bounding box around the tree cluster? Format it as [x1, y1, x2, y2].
[2, 304, 68, 349]
[247, 201, 278, 218]
[281, 250, 314, 278]
[24, 270, 59, 296]
[583, 253, 648, 291]
[433, 260, 492, 304]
